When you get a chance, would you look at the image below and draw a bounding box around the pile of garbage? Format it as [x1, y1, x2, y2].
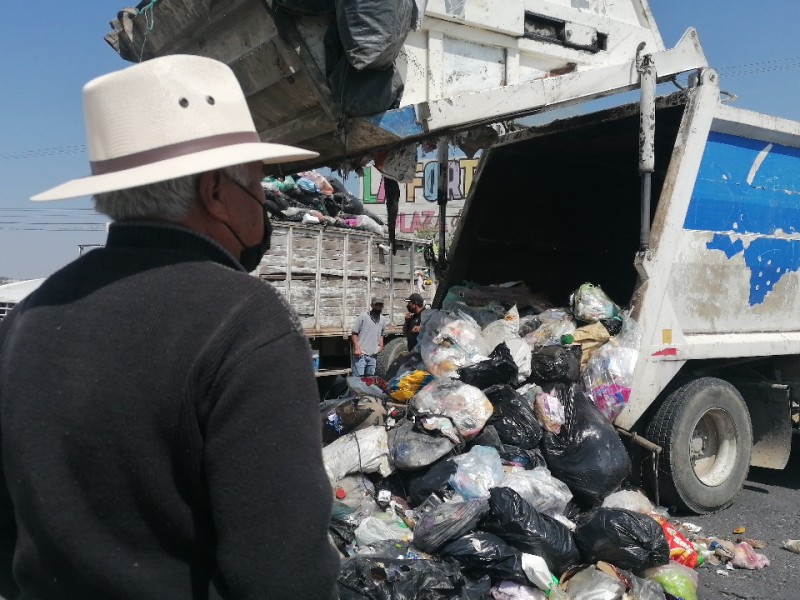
[320, 282, 723, 599]
[262, 171, 386, 236]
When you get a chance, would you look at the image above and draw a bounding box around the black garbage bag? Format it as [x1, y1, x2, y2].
[389, 421, 456, 470]
[336, 0, 415, 71]
[440, 532, 528, 585]
[338, 557, 468, 600]
[541, 388, 631, 506]
[483, 385, 543, 450]
[321, 399, 375, 443]
[574, 508, 670, 572]
[414, 498, 490, 554]
[457, 343, 518, 390]
[328, 55, 405, 117]
[408, 458, 457, 506]
[330, 514, 358, 554]
[471, 425, 546, 470]
[479, 487, 580, 576]
[528, 345, 582, 384]
[464, 575, 492, 600]
[275, 0, 334, 14]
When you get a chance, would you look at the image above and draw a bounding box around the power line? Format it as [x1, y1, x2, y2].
[0, 145, 87, 160]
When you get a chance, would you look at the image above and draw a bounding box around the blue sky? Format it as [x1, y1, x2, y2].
[1, 1, 800, 279]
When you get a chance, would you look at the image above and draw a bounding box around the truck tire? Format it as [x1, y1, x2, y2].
[646, 377, 752, 514]
[376, 337, 407, 379]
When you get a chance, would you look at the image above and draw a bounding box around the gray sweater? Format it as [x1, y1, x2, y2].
[0, 221, 339, 600]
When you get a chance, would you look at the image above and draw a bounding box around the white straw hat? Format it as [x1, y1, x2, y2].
[32, 54, 318, 201]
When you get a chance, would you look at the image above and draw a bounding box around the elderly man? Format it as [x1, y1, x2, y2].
[0, 55, 339, 599]
[351, 297, 387, 376]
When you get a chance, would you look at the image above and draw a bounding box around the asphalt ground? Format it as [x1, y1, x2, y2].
[675, 433, 800, 600]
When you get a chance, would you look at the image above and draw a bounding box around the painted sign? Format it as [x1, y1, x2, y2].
[685, 132, 800, 305]
[351, 157, 480, 235]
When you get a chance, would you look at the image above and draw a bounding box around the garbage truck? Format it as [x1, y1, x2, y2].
[259, 221, 434, 377]
[104, 0, 799, 513]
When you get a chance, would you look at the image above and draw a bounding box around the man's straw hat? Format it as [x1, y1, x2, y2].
[32, 54, 317, 201]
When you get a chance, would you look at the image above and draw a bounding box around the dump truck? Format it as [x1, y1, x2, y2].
[260, 221, 433, 377]
[105, 0, 800, 513]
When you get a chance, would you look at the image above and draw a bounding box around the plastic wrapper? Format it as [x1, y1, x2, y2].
[449, 446, 505, 499]
[388, 369, 435, 403]
[574, 508, 669, 572]
[440, 532, 530, 585]
[479, 487, 580, 576]
[419, 310, 489, 377]
[388, 421, 456, 470]
[505, 338, 532, 383]
[628, 573, 667, 600]
[458, 343, 518, 390]
[321, 398, 379, 443]
[541, 388, 631, 506]
[354, 511, 412, 546]
[643, 563, 698, 600]
[533, 390, 565, 434]
[500, 467, 572, 518]
[386, 351, 426, 382]
[418, 416, 461, 444]
[518, 315, 542, 338]
[323, 426, 393, 482]
[411, 380, 493, 440]
[442, 287, 508, 328]
[298, 170, 334, 195]
[346, 376, 389, 399]
[524, 310, 576, 349]
[332, 475, 377, 515]
[563, 566, 625, 600]
[413, 497, 490, 553]
[408, 458, 457, 506]
[570, 283, 620, 323]
[571, 322, 611, 368]
[649, 514, 701, 568]
[483, 385, 543, 450]
[601, 489, 655, 515]
[731, 541, 770, 569]
[482, 305, 521, 351]
[583, 315, 641, 421]
[520, 554, 559, 593]
[338, 557, 468, 600]
[528, 345, 582, 384]
[330, 512, 359, 553]
[471, 426, 546, 470]
[342, 214, 384, 235]
[491, 581, 546, 600]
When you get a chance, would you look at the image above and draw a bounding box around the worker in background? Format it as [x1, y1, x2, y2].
[351, 297, 386, 376]
[0, 55, 339, 600]
[403, 292, 426, 351]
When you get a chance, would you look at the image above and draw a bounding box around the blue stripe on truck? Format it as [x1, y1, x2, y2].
[685, 131, 800, 305]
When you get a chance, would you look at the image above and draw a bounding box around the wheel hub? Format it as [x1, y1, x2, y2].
[690, 408, 738, 486]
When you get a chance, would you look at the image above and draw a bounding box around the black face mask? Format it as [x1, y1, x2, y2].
[225, 178, 272, 272]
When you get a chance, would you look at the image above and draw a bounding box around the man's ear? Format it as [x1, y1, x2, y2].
[197, 170, 231, 223]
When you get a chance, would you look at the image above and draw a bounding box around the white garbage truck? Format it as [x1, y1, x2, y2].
[105, 0, 799, 512]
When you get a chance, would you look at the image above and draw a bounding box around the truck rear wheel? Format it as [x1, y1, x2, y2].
[376, 337, 408, 379]
[646, 377, 752, 514]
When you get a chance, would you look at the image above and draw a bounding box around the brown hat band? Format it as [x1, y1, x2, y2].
[89, 131, 262, 175]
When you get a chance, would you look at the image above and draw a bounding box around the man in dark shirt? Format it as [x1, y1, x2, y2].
[403, 292, 426, 351]
[0, 55, 339, 600]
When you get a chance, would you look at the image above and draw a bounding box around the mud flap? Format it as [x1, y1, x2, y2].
[733, 381, 792, 470]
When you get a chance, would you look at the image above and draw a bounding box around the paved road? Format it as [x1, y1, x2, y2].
[679, 434, 800, 600]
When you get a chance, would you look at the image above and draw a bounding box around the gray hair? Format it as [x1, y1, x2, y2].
[94, 164, 253, 222]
